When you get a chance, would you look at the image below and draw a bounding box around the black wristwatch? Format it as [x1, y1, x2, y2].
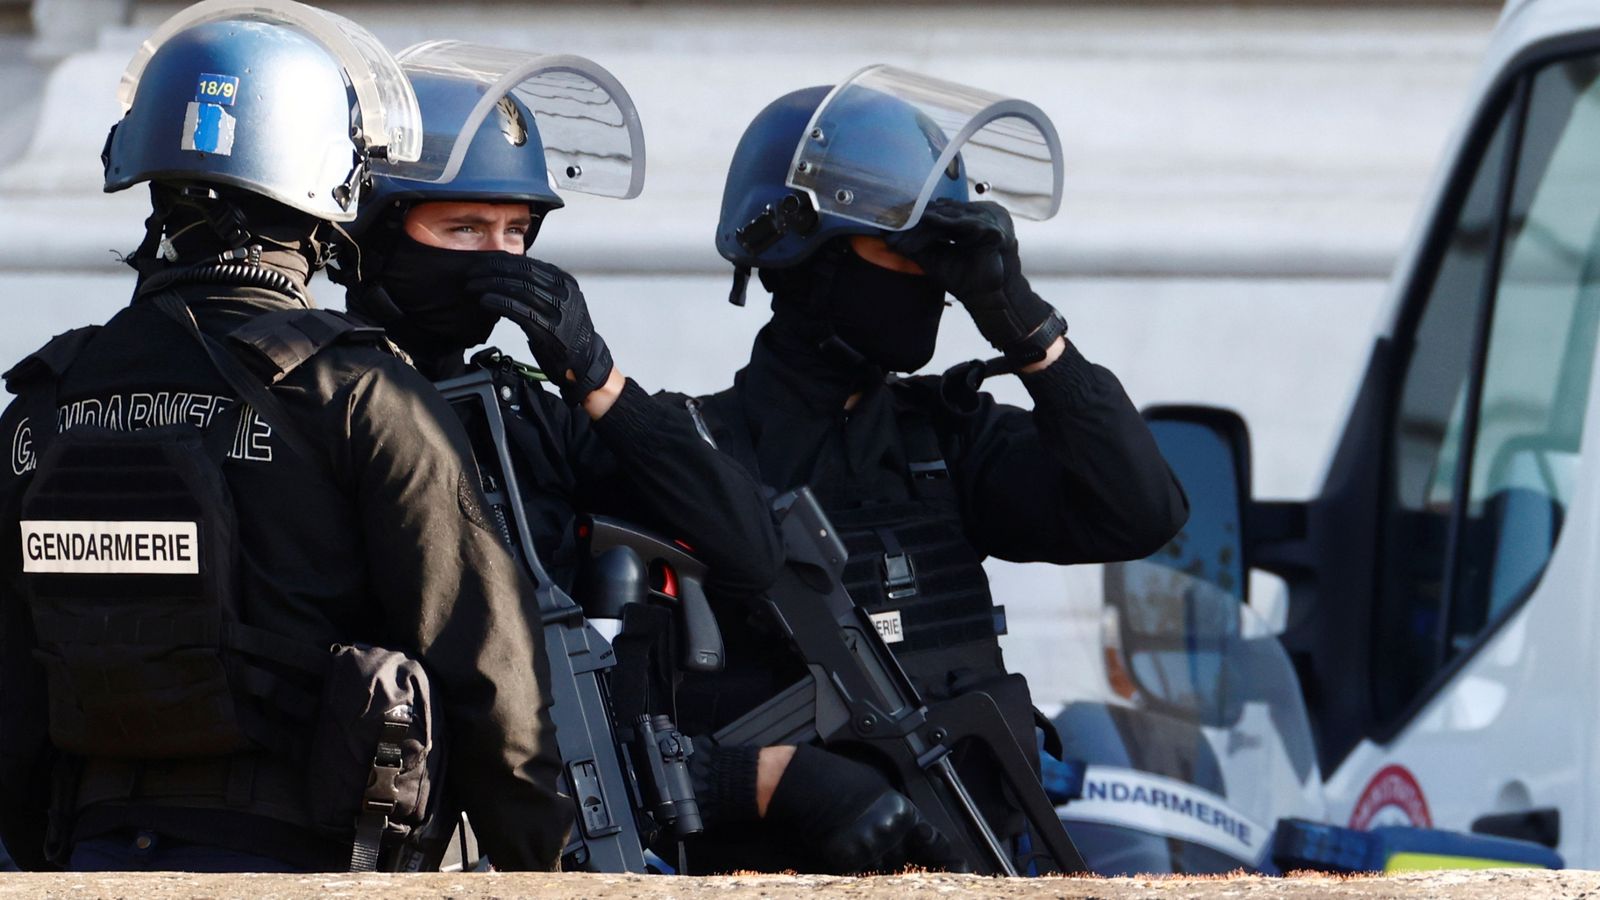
[1002, 309, 1069, 368]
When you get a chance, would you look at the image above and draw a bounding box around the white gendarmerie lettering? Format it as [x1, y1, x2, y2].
[10, 417, 32, 475]
[1057, 765, 1268, 867]
[20, 520, 200, 575]
[870, 610, 905, 644]
[50, 392, 273, 463]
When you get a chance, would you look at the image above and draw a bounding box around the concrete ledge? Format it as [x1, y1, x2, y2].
[0, 869, 1592, 898]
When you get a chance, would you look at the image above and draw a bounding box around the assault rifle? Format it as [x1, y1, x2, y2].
[437, 369, 710, 872]
[704, 488, 1089, 875]
[557, 482, 1089, 874]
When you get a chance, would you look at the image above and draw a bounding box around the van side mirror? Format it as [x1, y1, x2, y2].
[1104, 405, 1254, 726]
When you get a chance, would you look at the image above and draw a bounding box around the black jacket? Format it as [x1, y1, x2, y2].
[701, 324, 1187, 567]
[0, 284, 569, 871]
[434, 352, 783, 600]
[675, 325, 1189, 728]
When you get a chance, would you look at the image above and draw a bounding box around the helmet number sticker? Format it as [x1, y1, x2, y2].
[195, 74, 238, 106]
[182, 73, 240, 157]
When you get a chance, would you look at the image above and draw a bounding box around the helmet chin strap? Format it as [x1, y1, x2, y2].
[728, 265, 752, 307]
[137, 184, 275, 260]
[125, 184, 337, 307]
[123, 209, 170, 278]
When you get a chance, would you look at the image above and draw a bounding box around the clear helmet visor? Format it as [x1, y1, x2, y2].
[788, 65, 1063, 231]
[385, 40, 646, 199]
[116, 0, 422, 163]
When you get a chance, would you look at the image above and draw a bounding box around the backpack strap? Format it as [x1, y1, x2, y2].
[3, 327, 102, 461]
[152, 293, 322, 466]
[228, 308, 390, 386]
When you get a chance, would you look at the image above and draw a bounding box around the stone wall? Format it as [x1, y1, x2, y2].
[0, 1, 1502, 697]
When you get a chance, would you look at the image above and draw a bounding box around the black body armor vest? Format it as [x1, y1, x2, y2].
[4, 300, 379, 766]
[692, 381, 1011, 704]
[692, 377, 1046, 848]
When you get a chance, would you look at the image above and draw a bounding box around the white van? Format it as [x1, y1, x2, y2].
[1130, 0, 1600, 866]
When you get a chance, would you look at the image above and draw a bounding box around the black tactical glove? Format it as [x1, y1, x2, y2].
[766, 744, 969, 874]
[468, 254, 614, 406]
[886, 199, 1066, 368]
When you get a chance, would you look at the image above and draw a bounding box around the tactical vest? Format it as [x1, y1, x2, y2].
[4, 297, 388, 827]
[692, 374, 1053, 850]
[690, 376, 1009, 704]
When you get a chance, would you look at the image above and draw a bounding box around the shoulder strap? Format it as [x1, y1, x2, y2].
[887, 379, 958, 509]
[228, 308, 389, 386]
[2, 327, 102, 393]
[152, 293, 321, 466]
[4, 326, 103, 460]
[469, 348, 566, 449]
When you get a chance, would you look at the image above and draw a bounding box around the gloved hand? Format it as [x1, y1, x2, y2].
[885, 199, 1065, 367]
[467, 254, 614, 405]
[765, 744, 969, 874]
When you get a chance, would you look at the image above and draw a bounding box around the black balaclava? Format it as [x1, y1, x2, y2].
[766, 240, 946, 375]
[348, 233, 504, 370]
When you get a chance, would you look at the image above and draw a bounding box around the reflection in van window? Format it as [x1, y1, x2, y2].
[1451, 56, 1600, 647]
[1375, 99, 1511, 721]
[1377, 54, 1600, 723]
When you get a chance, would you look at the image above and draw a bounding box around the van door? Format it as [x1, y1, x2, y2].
[1318, 48, 1600, 860]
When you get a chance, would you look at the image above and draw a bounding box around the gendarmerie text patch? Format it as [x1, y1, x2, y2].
[21, 520, 200, 574]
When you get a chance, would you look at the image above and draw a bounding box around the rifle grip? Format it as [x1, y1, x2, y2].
[676, 577, 724, 673]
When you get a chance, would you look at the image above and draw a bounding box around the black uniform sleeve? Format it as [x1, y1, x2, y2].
[943, 341, 1188, 565]
[340, 359, 571, 870]
[0, 402, 55, 870]
[570, 378, 783, 597]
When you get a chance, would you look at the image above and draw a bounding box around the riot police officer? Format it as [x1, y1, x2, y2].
[339, 41, 783, 612]
[674, 69, 1189, 873]
[0, 4, 566, 872]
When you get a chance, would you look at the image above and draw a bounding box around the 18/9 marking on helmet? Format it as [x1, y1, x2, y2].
[195, 73, 239, 106]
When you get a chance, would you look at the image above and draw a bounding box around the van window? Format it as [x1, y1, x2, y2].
[1376, 53, 1600, 723]
[1449, 56, 1600, 648]
[1373, 103, 1511, 721]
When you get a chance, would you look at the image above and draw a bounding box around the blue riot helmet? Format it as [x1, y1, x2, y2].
[357, 41, 647, 243]
[104, 0, 422, 223]
[358, 77, 564, 236]
[341, 42, 644, 352]
[717, 65, 1064, 303]
[716, 85, 967, 274]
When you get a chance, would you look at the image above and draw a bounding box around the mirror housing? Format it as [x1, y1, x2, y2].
[1103, 405, 1255, 726]
[1128, 405, 1253, 603]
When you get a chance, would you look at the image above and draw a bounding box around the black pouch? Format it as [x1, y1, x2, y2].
[307, 644, 450, 872]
